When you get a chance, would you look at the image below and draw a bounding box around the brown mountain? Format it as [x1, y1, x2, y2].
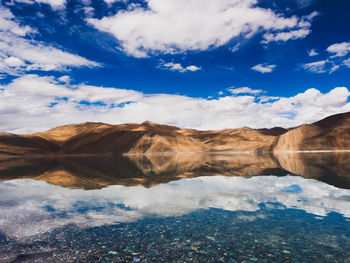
[0, 112, 349, 155]
[274, 111, 350, 150]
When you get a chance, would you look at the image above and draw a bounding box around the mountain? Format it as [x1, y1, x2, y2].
[0, 112, 349, 155]
[274, 112, 350, 151]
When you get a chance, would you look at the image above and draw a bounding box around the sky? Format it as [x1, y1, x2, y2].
[0, 0, 349, 133]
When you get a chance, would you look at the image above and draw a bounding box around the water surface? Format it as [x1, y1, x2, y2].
[0, 152, 349, 262]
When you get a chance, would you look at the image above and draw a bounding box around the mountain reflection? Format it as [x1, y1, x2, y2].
[0, 152, 349, 189]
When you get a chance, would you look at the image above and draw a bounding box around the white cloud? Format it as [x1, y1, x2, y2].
[343, 58, 350, 68]
[185, 65, 201, 72]
[88, 0, 315, 57]
[0, 74, 350, 133]
[258, 96, 280, 103]
[103, 0, 126, 4]
[0, 7, 99, 75]
[1, 175, 350, 239]
[3, 56, 25, 67]
[302, 42, 350, 74]
[262, 11, 318, 44]
[301, 60, 341, 74]
[301, 60, 327, 73]
[330, 64, 340, 73]
[230, 43, 240, 53]
[327, 42, 350, 57]
[251, 63, 276, 73]
[12, 0, 66, 9]
[296, 0, 316, 8]
[0, 7, 33, 36]
[307, 48, 318, 57]
[159, 62, 201, 72]
[262, 28, 310, 44]
[58, 75, 71, 83]
[229, 87, 264, 95]
[80, 6, 95, 18]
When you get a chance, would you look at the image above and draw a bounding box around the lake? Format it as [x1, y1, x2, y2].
[0, 152, 350, 262]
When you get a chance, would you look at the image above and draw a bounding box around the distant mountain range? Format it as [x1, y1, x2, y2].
[0, 112, 349, 155]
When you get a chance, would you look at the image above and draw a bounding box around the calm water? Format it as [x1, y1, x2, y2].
[0, 152, 350, 262]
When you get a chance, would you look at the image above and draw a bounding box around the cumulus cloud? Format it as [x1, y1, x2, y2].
[88, 0, 315, 57]
[0, 74, 350, 133]
[251, 63, 276, 73]
[0, 7, 99, 76]
[229, 87, 264, 95]
[158, 62, 201, 72]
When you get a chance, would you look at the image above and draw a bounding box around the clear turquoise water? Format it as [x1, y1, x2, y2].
[0, 154, 350, 262]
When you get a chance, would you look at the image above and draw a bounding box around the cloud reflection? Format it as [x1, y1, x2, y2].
[1, 175, 350, 239]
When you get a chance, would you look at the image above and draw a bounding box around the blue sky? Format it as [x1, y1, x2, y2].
[0, 0, 349, 132]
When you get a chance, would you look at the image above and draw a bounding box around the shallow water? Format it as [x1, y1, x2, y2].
[0, 153, 350, 262]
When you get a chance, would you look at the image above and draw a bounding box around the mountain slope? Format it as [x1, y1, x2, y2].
[275, 112, 350, 150]
[0, 112, 349, 155]
[0, 132, 59, 155]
